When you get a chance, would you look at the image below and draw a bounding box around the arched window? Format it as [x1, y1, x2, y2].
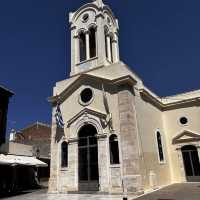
[109, 134, 120, 164]
[156, 131, 165, 162]
[89, 27, 96, 58]
[79, 32, 86, 62]
[61, 142, 68, 167]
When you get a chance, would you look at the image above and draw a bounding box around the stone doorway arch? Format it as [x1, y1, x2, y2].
[78, 124, 99, 191]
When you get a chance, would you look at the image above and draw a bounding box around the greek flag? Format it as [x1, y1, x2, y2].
[55, 103, 64, 129]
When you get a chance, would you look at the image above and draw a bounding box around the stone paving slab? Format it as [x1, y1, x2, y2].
[134, 183, 200, 200]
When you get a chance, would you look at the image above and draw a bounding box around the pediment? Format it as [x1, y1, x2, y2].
[67, 108, 107, 127]
[48, 63, 137, 105]
[172, 130, 200, 144]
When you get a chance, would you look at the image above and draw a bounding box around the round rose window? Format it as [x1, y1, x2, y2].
[79, 88, 93, 105]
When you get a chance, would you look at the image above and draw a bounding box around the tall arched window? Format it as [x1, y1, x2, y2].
[156, 131, 165, 162]
[89, 27, 96, 58]
[61, 141, 68, 167]
[109, 134, 120, 164]
[79, 32, 86, 62]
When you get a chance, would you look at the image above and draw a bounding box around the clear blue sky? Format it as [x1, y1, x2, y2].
[0, 0, 200, 132]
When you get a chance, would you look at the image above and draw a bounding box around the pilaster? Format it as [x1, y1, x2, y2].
[97, 134, 109, 192]
[118, 84, 143, 194]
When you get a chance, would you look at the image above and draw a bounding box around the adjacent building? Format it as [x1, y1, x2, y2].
[48, 0, 200, 195]
[0, 87, 48, 195]
[14, 122, 51, 184]
[0, 85, 14, 145]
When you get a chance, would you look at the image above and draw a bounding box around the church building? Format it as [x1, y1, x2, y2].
[48, 0, 200, 195]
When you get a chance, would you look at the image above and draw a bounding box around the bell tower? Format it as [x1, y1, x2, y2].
[69, 0, 120, 76]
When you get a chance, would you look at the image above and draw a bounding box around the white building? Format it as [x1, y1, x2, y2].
[48, 0, 200, 195]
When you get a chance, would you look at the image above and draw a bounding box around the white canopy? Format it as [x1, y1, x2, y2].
[0, 154, 47, 167]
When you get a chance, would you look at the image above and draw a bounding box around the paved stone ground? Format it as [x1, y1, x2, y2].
[135, 183, 200, 200]
[1, 190, 124, 200]
[1, 183, 200, 200]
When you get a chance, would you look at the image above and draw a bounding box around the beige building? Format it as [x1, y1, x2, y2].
[48, 0, 200, 195]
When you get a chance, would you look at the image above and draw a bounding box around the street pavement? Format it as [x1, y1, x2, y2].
[1, 183, 200, 200]
[135, 183, 200, 200]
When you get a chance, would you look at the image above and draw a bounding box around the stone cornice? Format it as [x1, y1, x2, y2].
[139, 88, 200, 111]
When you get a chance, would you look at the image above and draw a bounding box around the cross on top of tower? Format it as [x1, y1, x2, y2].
[94, 0, 103, 3]
[93, 0, 104, 6]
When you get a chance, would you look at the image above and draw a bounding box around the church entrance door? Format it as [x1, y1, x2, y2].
[181, 145, 200, 182]
[78, 124, 99, 191]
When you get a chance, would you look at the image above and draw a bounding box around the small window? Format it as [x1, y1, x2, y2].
[109, 134, 120, 164]
[156, 131, 165, 163]
[61, 142, 68, 167]
[179, 117, 188, 125]
[82, 13, 89, 23]
[79, 88, 93, 105]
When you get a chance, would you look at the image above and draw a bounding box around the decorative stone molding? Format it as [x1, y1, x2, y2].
[172, 130, 200, 144]
[67, 108, 107, 127]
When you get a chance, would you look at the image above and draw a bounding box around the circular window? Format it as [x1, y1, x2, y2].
[82, 13, 89, 23]
[79, 88, 94, 105]
[179, 117, 188, 125]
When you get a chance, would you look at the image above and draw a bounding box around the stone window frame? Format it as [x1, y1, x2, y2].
[78, 86, 94, 106]
[109, 134, 120, 165]
[155, 129, 166, 164]
[178, 116, 189, 127]
[60, 140, 69, 170]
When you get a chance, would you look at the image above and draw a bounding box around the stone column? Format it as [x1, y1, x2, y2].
[97, 134, 109, 193]
[177, 148, 187, 182]
[75, 36, 80, 65]
[197, 145, 200, 163]
[118, 85, 143, 194]
[106, 35, 112, 62]
[96, 14, 107, 66]
[70, 29, 76, 76]
[67, 140, 78, 191]
[86, 31, 90, 60]
[112, 34, 120, 63]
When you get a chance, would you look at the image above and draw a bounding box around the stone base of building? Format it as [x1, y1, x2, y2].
[48, 178, 58, 193]
[123, 175, 144, 195]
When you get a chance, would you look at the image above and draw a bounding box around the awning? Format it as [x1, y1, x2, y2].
[0, 154, 48, 167]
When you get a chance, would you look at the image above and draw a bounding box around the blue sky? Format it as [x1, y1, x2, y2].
[0, 0, 200, 132]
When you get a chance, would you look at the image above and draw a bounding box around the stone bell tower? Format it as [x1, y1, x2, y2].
[69, 0, 120, 76]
